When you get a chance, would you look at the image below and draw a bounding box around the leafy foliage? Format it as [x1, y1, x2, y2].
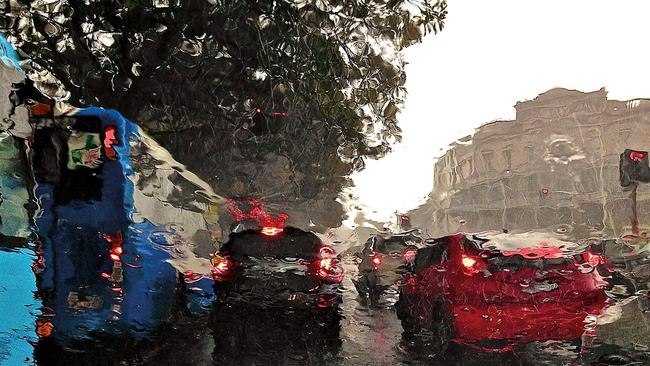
[1, 0, 446, 205]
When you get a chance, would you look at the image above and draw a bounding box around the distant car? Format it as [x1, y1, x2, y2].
[210, 226, 343, 363]
[395, 232, 631, 352]
[353, 230, 422, 306]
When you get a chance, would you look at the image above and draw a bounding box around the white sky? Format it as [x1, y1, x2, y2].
[350, 0, 650, 223]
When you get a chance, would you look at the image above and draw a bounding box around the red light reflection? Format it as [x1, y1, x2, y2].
[461, 255, 476, 268]
[36, 320, 54, 339]
[103, 230, 124, 262]
[210, 255, 233, 282]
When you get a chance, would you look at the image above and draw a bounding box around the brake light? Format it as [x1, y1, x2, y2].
[578, 250, 611, 271]
[371, 254, 383, 270]
[462, 256, 477, 268]
[103, 230, 124, 262]
[261, 226, 283, 236]
[461, 254, 482, 276]
[320, 258, 333, 271]
[630, 151, 647, 161]
[583, 251, 600, 266]
[403, 249, 417, 262]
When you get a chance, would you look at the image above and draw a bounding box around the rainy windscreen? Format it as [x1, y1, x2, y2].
[1, 1, 650, 366]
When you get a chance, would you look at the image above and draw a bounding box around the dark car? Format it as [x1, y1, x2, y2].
[210, 293, 342, 365]
[353, 230, 422, 306]
[211, 226, 344, 306]
[620, 149, 650, 188]
[395, 232, 632, 352]
[209, 226, 343, 363]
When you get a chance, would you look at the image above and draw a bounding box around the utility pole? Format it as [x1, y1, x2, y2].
[630, 182, 639, 236]
[620, 149, 650, 236]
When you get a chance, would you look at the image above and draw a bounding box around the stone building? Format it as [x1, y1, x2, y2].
[410, 88, 650, 239]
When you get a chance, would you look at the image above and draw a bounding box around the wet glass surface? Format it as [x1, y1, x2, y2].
[1, 1, 650, 365]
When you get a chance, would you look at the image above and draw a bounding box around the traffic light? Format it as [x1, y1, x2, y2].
[620, 149, 650, 187]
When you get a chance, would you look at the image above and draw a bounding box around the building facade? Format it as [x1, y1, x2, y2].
[410, 88, 650, 239]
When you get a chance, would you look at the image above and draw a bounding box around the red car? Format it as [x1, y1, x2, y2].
[396, 232, 627, 352]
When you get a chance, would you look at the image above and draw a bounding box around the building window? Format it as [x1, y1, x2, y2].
[482, 150, 494, 171]
[619, 129, 631, 145]
[502, 148, 512, 171]
[526, 145, 536, 162]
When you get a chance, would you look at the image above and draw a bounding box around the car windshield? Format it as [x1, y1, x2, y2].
[4, 2, 650, 365]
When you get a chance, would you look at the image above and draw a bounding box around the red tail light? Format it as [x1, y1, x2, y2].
[462, 255, 477, 268]
[461, 254, 484, 276]
[403, 248, 417, 262]
[630, 151, 647, 161]
[575, 251, 610, 272]
[210, 255, 233, 282]
[371, 254, 383, 270]
[261, 226, 283, 236]
[183, 270, 203, 283]
[320, 258, 334, 271]
[583, 251, 602, 266]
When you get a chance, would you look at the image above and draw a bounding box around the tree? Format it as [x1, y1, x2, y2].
[1, 0, 447, 222]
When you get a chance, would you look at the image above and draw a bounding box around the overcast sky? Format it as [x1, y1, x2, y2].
[350, 0, 650, 223]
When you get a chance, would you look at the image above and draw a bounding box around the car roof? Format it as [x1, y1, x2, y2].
[221, 227, 323, 259]
[472, 231, 584, 258]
